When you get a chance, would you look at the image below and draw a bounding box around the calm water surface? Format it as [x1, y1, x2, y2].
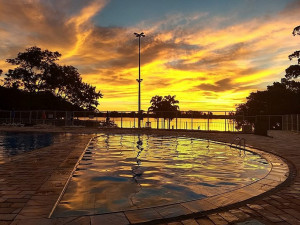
[53, 134, 270, 217]
[0, 132, 72, 162]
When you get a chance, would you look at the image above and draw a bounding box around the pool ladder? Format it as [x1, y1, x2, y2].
[230, 137, 246, 150]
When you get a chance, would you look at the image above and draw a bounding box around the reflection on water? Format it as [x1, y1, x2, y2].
[53, 134, 270, 217]
[129, 135, 143, 206]
[0, 132, 72, 161]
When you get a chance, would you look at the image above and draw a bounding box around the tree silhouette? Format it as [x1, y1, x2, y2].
[292, 26, 300, 36]
[148, 95, 179, 128]
[4, 46, 61, 92]
[148, 95, 179, 115]
[3, 46, 102, 111]
[236, 26, 300, 129]
[286, 26, 300, 80]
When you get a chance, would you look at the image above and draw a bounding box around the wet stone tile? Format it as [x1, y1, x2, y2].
[255, 178, 281, 187]
[125, 208, 163, 224]
[4, 198, 28, 203]
[205, 189, 254, 208]
[278, 214, 300, 224]
[65, 216, 91, 225]
[256, 209, 283, 223]
[229, 209, 250, 220]
[196, 217, 215, 225]
[0, 207, 19, 213]
[181, 219, 199, 225]
[181, 199, 217, 213]
[10, 218, 54, 225]
[282, 208, 300, 220]
[0, 213, 17, 221]
[236, 219, 265, 225]
[218, 212, 239, 223]
[91, 212, 129, 225]
[154, 204, 192, 219]
[205, 195, 237, 208]
[239, 185, 265, 197]
[208, 213, 228, 225]
[167, 222, 184, 225]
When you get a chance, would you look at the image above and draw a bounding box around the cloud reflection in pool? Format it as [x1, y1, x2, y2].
[53, 134, 270, 217]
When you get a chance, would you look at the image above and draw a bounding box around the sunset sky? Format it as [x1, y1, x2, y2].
[0, 0, 299, 111]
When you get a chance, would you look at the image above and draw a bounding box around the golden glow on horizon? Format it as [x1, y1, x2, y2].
[0, 0, 299, 111]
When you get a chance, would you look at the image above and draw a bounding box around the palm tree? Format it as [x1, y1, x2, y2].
[148, 95, 179, 129]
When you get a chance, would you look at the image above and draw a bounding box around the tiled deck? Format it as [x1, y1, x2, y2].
[0, 129, 299, 225]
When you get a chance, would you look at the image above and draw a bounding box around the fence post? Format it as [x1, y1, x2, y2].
[297, 114, 299, 133]
[225, 111, 227, 132]
[207, 112, 210, 131]
[147, 111, 149, 124]
[191, 112, 193, 130]
[29, 111, 32, 124]
[134, 112, 136, 128]
[36, 111, 38, 124]
[176, 112, 178, 130]
[54, 111, 56, 126]
[121, 112, 123, 128]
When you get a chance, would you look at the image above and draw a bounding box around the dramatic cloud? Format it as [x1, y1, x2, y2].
[195, 78, 233, 92]
[0, 0, 299, 111]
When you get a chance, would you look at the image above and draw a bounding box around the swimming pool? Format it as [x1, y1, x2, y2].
[52, 134, 271, 217]
[0, 132, 72, 161]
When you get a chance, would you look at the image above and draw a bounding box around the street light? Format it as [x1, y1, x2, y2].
[134, 32, 145, 128]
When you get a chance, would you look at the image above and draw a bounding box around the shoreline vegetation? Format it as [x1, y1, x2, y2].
[0, 47, 102, 111]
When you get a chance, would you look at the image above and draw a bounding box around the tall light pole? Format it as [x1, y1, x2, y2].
[134, 32, 145, 128]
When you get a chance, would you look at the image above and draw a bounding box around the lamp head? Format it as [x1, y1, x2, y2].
[134, 32, 145, 37]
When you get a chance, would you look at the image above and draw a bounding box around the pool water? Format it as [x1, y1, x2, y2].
[0, 132, 72, 161]
[53, 134, 270, 217]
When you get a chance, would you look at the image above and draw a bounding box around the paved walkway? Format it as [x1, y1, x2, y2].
[0, 128, 299, 225]
[0, 133, 94, 225]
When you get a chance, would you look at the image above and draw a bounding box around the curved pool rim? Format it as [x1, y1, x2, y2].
[49, 135, 290, 224]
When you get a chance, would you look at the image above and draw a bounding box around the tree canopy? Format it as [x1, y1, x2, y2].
[148, 95, 179, 119]
[2, 46, 102, 111]
[286, 26, 300, 80]
[236, 26, 300, 125]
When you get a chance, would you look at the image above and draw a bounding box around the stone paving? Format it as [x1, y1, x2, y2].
[0, 128, 299, 225]
[0, 133, 94, 225]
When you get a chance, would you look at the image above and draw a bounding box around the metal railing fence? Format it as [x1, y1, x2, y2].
[0, 110, 298, 133]
[282, 114, 300, 133]
[0, 110, 244, 132]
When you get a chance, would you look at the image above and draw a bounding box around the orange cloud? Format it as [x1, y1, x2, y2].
[0, 0, 299, 111]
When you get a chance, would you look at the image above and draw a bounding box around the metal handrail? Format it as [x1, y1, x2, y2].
[230, 137, 246, 150]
